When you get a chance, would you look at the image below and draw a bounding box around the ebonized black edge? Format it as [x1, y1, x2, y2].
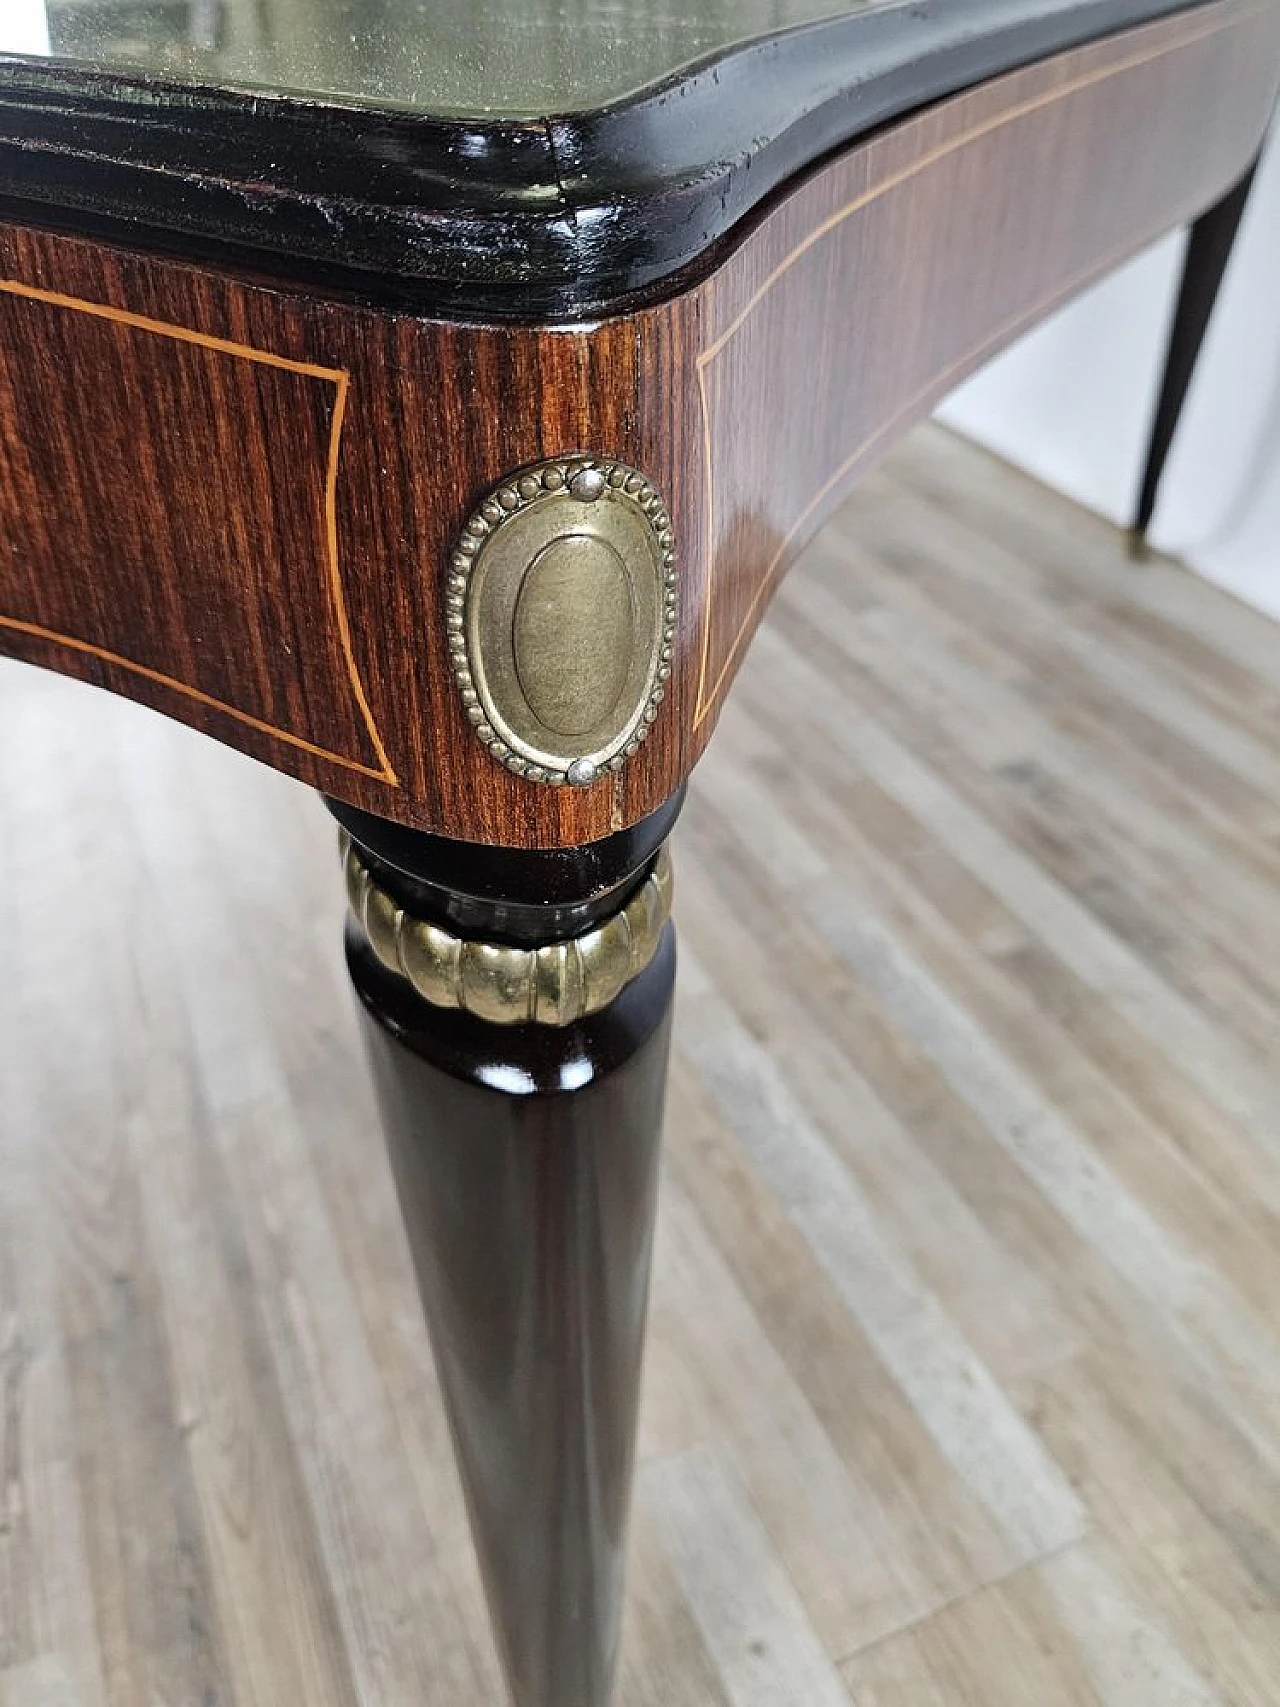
[326, 789, 683, 944]
[0, 0, 1214, 319]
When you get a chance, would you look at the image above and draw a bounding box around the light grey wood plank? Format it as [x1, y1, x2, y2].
[745, 617, 1280, 1151]
[806, 883, 1280, 1467]
[1038, 1543, 1225, 1707]
[2, 1656, 87, 1707]
[677, 947, 1085, 1560]
[644, 1446, 852, 1707]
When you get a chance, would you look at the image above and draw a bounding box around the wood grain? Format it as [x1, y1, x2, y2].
[0, 282, 391, 782]
[0, 0, 1276, 848]
[7, 422, 1280, 1702]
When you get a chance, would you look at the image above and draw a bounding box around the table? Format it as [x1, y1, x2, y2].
[0, 4, 1276, 1704]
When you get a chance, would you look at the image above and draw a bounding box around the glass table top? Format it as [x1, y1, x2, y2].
[4, 0, 877, 118]
[0, 0, 1203, 316]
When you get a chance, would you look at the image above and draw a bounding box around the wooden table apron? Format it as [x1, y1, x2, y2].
[0, 0, 1275, 851]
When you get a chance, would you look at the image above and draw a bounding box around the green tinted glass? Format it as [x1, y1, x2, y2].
[10, 0, 876, 117]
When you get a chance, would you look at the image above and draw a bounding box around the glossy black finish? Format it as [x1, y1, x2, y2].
[349, 905, 674, 1119]
[341, 797, 678, 1706]
[0, 0, 1211, 317]
[354, 935, 672, 1707]
[1132, 155, 1261, 540]
[327, 790, 683, 947]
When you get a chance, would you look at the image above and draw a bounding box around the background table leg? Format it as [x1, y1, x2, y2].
[1132, 154, 1261, 543]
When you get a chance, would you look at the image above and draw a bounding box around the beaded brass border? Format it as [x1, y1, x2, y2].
[447, 456, 678, 786]
[343, 838, 674, 1026]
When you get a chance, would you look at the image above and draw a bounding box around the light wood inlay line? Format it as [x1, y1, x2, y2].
[0, 277, 398, 783]
[691, 0, 1260, 725]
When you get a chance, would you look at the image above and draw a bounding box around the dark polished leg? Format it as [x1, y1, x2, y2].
[328, 795, 681, 1707]
[1131, 156, 1260, 544]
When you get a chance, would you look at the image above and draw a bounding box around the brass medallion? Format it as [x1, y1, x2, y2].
[447, 457, 677, 786]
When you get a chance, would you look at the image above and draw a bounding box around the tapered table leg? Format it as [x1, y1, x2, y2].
[1132, 154, 1261, 542]
[328, 795, 681, 1707]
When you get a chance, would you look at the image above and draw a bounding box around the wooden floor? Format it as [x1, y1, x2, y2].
[4, 422, 1280, 1706]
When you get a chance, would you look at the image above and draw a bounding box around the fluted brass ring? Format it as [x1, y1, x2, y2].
[343, 839, 674, 1027]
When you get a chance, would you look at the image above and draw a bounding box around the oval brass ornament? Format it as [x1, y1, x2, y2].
[447, 457, 677, 786]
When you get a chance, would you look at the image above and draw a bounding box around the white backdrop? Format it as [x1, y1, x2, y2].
[0, 0, 49, 54]
[938, 129, 1280, 619]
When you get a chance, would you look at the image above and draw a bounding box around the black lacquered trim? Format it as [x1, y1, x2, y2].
[325, 789, 684, 947]
[0, 0, 1213, 318]
[1131, 154, 1261, 540]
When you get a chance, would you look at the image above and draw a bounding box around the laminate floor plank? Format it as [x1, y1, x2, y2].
[893, 425, 1280, 694]
[752, 604, 1280, 1142]
[698, 745, 1280, 1329]
[843, 1536, 1226, 1707]
[812, 525, 1280, 995]
[1015, 1350, 1280, 1706]
[769, 578, 1280, 1057]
